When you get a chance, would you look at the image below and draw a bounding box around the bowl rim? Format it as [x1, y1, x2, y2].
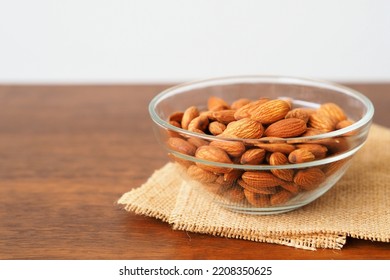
[149, 75, 374, 142]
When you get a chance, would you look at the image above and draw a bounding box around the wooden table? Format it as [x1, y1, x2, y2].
[0, 83, 389, 260]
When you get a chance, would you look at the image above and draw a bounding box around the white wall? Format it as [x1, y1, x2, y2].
[0, 0, 389, 84]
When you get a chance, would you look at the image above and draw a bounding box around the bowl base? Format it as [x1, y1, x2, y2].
[219, 204, 305, 215]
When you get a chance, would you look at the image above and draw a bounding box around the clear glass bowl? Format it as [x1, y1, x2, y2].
[149, 75, 374, 214]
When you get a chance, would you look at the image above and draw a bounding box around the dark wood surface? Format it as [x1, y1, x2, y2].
[0, 83, 389, 260]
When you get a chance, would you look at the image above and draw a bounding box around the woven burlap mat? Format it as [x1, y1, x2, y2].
[118, 124, 390, 250]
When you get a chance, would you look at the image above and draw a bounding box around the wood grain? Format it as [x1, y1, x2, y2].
[0, 84, 389, 260]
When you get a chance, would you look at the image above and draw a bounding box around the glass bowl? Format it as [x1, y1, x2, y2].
[149, 75, 374, 214]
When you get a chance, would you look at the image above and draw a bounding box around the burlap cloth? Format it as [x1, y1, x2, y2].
[118, 124, 390, 250]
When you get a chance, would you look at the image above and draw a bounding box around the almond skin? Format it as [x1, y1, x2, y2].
[244, 189, 270, 207]
[234, 98, 270, 120]
[255, 143, 296, 154]
[207, 96, 229, 111]
[223, 185, 246, 203]
[238, 179, 278, 194]
[195, 145, 233, 174]
[288, 149, 316, 163]
[240, 148, 266, 165]
[187, 137, 209, 148]
[168, 111, 184, 123]
[318, 103, 347, 123]
[241, 171, 284, 188]
[301, 128, 326, 137]
[208, 121, 226, 135]
[336, 119, 356, 136]
[295, 143, 328, 159]
[212, 110, 236, 124]
[188, 114, 209, 132]
[210, 140, 246, 157]
[187, 165, 218, 183]
[167, 137, 197, 156]
[270, 189, 294, 205]
[336, 119, 354, 130]
[223, 169, 244, 184]
[322, 158, 350, 176]
[181, 106, 199, 130]
[220, 118, 264, 139]
[248, 99, 291, 124]
[294, 167, 326, 191]
[168, 153, 193, 168]
[269, 151, 289, 165]
[279, 181, 300, 194]
[308, 112, 335, 132]
[215, 175, 232, 188]
[285, 108, 311, 123]
[230, 98, 252, 110]
[167, 120, 182, 138]
[269, 152, 294, 181]
[264, 118, 307, 138]
[311, 137, 349, 154]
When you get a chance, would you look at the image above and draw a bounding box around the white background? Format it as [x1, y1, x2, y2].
[0, 0, 389, 84]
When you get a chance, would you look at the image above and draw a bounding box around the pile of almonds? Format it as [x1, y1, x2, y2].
[166, 96, 355, 207]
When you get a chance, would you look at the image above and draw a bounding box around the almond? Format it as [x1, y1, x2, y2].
[187, 165, 218, 183]
[167, 137, 197, 156]
[322, 158, 350, 176]
[318, 103, 347, 123]
[308, 112, 335, 132]
[187, 137, 209, 148]
[238, 179, 278, 194]
[220, 118, 264, 139]
[215, 175, 232, 188]
[230, 98, 252, 110]
[208, 121, 226, 135]
[248, 99, 291, 124]
[240, 148, 266, 165]
[188, 114, 209, 132]
[167, 120, 182, 138]
[295, 143, 328, 159]
[311, 137, 349, 154]
[294, 167, 326, 191]
[168, 153, 193, 168]
[336, 119, 354, 130]
[269, 152, 294, 181]
[301, 128, 326, 137]
[223, 169, 244, 184]
[269, 151, 289, 165]
[210, 140, 246, 157]
[199, 110, 215, 120]
[264, 118, 307, 138]
[181, 106, 199, 130]
[212, 110, 236, 124]
[223, 185, 245, 203]
[168, 111, 184, 123]
[270, 189, 294, 205]
[195, 145, 233, 174]
[288, 149, 315, 163]
[169, 120, 181, 128]
[233, 98, 270, 120]
[241, 171, 284, 188]
[336, 119, 356, 136]
[279, 181, 300, 194]
[285, 108, 310, 123]
[190, 128, 206, 134]
[255, 143, 295, 154]
[244, 189, 270, 207]
[207, 96, 229, 111]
